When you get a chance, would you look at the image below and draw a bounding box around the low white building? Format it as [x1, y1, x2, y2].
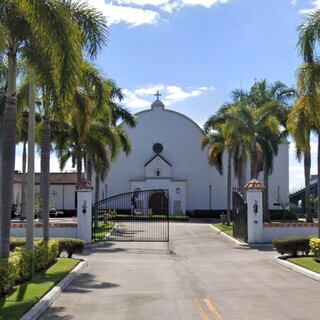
[13, 173, 77, 214]
[94, 95, 289, 215]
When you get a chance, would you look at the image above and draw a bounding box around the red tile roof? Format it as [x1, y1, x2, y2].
[14, 173, 78, 185]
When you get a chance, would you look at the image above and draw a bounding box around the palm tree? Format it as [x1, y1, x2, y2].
[17, 2, 108, 242]
[0, 0, 84, 258]
[288, 97, 313, 222]
[297, 10, 320, 235]
[249, 80, 294, 220]
[202, 115, 239, 226]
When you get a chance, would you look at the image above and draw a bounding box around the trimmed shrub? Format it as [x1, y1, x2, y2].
[10, 237, 26, 251]
[11, 247, 34, 283]
[58, 238, 85, 258]
[0, 256, 19, 297]
[34, 239, 59, 271]
[310, 237, 320, 257]
[269, 210, 298, 221]
[188, 210, 222, 219]
[273, 236, 311, 257]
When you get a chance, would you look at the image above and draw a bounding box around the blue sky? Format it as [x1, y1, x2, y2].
[14, 0, 320, 189]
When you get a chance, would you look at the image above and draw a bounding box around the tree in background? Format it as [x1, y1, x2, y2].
[297, 10, 320, 236]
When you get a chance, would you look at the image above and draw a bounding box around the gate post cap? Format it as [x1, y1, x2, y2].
[76, 179, 94, 190]
[244, 179, 264, 190]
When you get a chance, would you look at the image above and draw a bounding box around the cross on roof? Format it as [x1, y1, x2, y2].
[155, 91, 161, 100]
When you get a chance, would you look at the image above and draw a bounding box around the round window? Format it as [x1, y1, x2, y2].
[153, 143, 163, 153]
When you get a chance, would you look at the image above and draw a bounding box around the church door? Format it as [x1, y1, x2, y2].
[148, 191, 168, 215]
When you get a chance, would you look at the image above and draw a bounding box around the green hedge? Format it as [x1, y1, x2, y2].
[273, 236, 311, 257]
[11, 247, 34, 283]
[109, 214, 189, 221]
[310, 237, 320, 257]
[10, 237, 27, 251]
[269, 210, 298, 221]
[0, 256, 19, 296]
[0, 239, 59, 297]
[58, 238, 85, 258]
[187, 210, 222, 219]
[34, 240, 59, 271]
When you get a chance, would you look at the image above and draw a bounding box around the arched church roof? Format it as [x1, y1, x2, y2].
[133, 96, 204, 136]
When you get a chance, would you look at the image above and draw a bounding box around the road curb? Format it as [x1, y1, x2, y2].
[210, 224, 320, 282]
[20, 259, 88, 320]
[210, 224, 246, 246]
[274, 257, 320, 282]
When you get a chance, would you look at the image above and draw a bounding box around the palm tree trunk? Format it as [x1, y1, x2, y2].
[94, 172, 100, 228]
[304, 149, 312, 222]
[26, 69, 36, 252]
[238, 151, 247, 196]
[251, 141, 258, 179]
[95, 172, 100, 203]
[227, 150, 232, 226]
[76, 146, 83, 184]
[263, 168, 270, 222]
[0, 97, 17, 258]
[317, 134, 320, 237]
[20, 141, 27, 219]
[0, 49, 17, 258]
[40, 97, 50, 241]
[87, 157, 93, 182]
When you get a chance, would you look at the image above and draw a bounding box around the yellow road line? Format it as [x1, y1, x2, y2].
[194, 299, 210, 320]
[204, 298, 223, 320]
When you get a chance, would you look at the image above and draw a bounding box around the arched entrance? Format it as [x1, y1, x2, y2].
[148, 191, 168, 215]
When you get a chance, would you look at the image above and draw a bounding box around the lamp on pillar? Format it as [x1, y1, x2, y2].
[82, 200, 87, 214]
[253, 200, 258, 216]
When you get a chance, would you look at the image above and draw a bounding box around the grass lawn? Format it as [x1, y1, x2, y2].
[287, 257, 320, 274]
[213, 223, 233, 236]
[0, 258, 80, 320]
[93, 221, 115, 242]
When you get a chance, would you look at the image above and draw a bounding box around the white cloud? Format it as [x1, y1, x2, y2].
[86, 0, 229, 27]
[299, 0, 320, 14]
[122, 89, 151, 108]
[121, 84, 214, 108]
[291, 0, 297, 5]
[180, 0, 228, 8]
[86, 0, 161, 27]
[116, 0, 170, 6]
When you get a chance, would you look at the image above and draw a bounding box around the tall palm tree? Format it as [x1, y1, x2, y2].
[297, 10, 320, 236]
[202, 115, 240, 226]
[0, 0, 83, 258]
[249, 80, 294, 220]
[16, 78, 42, 220]
[288, 98, 313, 222]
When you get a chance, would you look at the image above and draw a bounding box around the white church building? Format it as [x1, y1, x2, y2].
[95, 94, 289, 215]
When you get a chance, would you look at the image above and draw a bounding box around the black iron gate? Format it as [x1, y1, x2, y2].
[232, 190, 248, 242]
[92, 189, 169, 242]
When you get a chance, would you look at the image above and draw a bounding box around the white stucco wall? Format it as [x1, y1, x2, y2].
[10, 226, 77, 238]
[35, 184, 76, 210]
[263, 225, 318, 243]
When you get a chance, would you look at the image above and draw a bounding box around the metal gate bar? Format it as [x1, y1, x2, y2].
[92, 189, 169, 242]
[232, 189, 248, 242]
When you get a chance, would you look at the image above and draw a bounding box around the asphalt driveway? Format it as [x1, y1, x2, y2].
[39, 222, 320, 320]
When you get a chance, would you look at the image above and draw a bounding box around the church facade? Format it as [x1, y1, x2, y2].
[97, 96, 289, 215]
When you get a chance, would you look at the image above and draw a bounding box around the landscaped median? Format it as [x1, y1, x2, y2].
[273, 236, 320, 278]
[0, 258, 82, 320]
[0, 237, 86, 319]
[212, 223, 320, 279]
